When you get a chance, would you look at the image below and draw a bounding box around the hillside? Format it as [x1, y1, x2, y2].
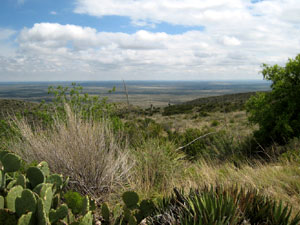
[162, 91, 262, 115]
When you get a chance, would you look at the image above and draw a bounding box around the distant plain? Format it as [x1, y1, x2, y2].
[0, 80, 270, 107]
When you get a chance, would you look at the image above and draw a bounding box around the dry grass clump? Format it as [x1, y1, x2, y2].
[9, 105, 132, 201]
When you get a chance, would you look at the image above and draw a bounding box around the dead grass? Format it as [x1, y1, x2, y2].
[9, 105, 132, 201]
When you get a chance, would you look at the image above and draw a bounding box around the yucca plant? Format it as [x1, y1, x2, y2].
[147, 186, 300, 225]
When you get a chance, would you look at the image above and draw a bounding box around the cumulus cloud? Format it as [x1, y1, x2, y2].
[74, 0, 251, 27]
[1, 0, 300, 81]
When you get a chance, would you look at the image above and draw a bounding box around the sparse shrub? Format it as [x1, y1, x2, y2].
[124, 118, 165, 147]
[10, 105, 132, 200]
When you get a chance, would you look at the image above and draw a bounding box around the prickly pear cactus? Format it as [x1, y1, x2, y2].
[0, 196, 4, 209]
[47, 174, 63, 188]
[1, 153, 21, 173]
[26, 167, 45, 188]
[16, 174, 26, 188]
[101, 203, 110, 222]
[79, 211, 93, 225]
[122, 191, 139, 209]
[0, 208, 18, 225]
[0, 151, 95, 225]
[6, 185, 23, 212]
[15, 189, 37, 217]
[49, 204, 68, 223]
[37, 161, 50, 177]
[18, 211, 35, 225]
[37, 198, 51, 225]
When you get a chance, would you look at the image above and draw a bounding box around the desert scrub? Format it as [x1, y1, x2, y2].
[9, 105, 132, 201]
[130, 139, 185, 197]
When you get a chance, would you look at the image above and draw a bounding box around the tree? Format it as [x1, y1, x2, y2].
[246, 54, 300, 145]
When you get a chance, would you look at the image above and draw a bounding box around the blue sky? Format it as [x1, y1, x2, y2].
[0, 0, 300, 81]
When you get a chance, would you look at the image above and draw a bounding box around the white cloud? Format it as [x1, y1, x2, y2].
[1, 0, 300, 81]
[50, 11, 57, 15]
[222, 36, 241, 46]
[74, 0, 250, 27]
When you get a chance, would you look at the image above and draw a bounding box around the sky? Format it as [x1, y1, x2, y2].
[0, 0, 300, 81]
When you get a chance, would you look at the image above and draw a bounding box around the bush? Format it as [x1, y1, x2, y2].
[246, 54, 300, 145]
[10, 105, 132, 200]
[170, 128, 238, 161]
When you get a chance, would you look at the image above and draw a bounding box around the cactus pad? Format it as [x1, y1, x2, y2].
[2, 153, 21, 173]
[79, 211, 93, 225]
[101, 203, 110, 222]
[122, 191, 139, 209]
[0, 196, 4, 209]
[40, 186, 53, 215]
[26, 167, 45, 188]
[47, 174, 63, 188]
[37, 198, 51, 225]
[6, 185, 23, 212]
[15, 189, 37, 217]
[16, 174, 26, 188]
[0, 150, 10, 162]
[37, 161, 50, 177]
[49, 204, 68, 223]
[17, 211, 35, 225]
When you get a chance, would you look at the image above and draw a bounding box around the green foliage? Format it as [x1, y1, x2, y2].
[122, 192, 139, 209]
[6, 185, 23, 212]
[0, 208, 18, 225]
[163, 92, 255, 116]
[1, 153, 21, 173]
[124, 118, 164, 147]
[246, 54, 300, 145]
[149, 186, 300, 225]
[171, 128, 238, 161]
[26, 167, 45, 188]
[0, 150, 95, 225]
[64, 191, 85, 215]
[211, 120, 219, 127]
[39, 83, 117, 124]
[101, 191, 155, 225]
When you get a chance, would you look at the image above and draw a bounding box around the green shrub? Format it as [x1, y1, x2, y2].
[246, 54, 300, 145]
[170, 128, 237, 161]
[211, 120, 219, 127]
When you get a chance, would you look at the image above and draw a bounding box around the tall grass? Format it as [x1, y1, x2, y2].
[130, 139, 186, 197]
[9, 105, 132, 201]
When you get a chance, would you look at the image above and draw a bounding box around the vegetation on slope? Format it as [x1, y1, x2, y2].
[0, 54, 300, 224]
